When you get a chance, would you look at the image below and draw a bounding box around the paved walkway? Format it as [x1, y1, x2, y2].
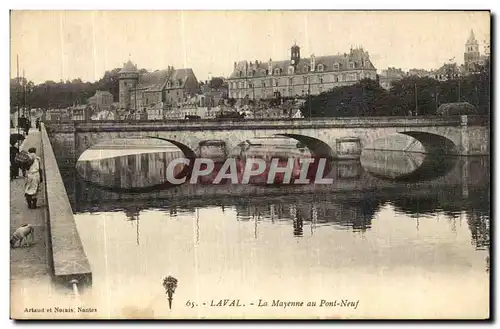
[10, 129, 48, 279]
[10, 129, 53, 318]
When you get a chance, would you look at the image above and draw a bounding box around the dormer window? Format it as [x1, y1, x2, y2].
[333, 63, 339, 70]
[248, 70, 254, 77]
[302, 66, 309, 73]
[167, 81, 171, 88]
[317, 64, 325, 72]
[350, 62, 355, 69]
[288, 66, 295, 74]
[274, 68, 281, 75]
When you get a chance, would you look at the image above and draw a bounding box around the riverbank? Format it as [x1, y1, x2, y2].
[10, 130, 53, 318]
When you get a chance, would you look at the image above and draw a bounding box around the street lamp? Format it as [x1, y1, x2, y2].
[414, 82, 418, 116]
[307, 74, 312, 120]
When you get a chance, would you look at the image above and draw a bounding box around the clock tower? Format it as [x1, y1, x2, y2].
[291, 43, 300, 67]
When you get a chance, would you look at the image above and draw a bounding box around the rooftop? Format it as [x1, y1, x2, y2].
[230, 47, 376, 79]
[119, 60, 138, 74]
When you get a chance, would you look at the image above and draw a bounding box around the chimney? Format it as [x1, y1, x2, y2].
[234, 61, 237, 69]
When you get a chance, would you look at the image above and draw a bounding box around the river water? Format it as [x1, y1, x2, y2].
[59, 140, 490, 319]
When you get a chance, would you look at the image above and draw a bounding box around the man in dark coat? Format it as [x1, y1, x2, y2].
[18, 116, 27, 136]
[23, 117, 30, 136]
[10, 142, 19, 180]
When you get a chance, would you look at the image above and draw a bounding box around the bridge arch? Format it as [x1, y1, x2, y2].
[398, 131, 458, 155]
[274, 133, 335, 159]
[361, 150, 459, 182]
[76, 136, 197, 193]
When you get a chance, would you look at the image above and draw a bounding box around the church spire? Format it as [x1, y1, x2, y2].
[467, 29, 478, 45]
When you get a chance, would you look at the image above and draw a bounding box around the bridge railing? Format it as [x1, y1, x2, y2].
[44, 114, 490, 126]
[40, 123, 92, 287]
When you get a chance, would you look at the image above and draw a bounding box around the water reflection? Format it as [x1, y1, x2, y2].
[66, 147, 490, 317]
[68, 149, 490, 268]
[76, 149, 186, 191]
[75, 148, 478, 197]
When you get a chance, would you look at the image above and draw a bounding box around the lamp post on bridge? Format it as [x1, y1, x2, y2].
[414, 82, 418, 117]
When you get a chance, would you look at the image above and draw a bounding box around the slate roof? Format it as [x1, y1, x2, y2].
[133, 68, 196, 92]
[119, 60, 138, 74]
[230, 48, 376, 79]
[431, 63, 460, 76]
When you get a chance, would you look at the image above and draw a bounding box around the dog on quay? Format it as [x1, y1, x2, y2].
[10, 224, 34, 248]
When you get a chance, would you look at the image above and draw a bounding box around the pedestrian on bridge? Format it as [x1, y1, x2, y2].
[24, 148, 42, 209]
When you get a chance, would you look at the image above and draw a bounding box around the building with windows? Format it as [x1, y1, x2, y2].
[88, 90, 114, 110]
[379, 67, 407, 90]
[118, 60, 199, 110]
[429, 63, 462, 81]
[71, 105, 92, 121]
[407, 68, 432, 78]
[228, 44, 377, 100]
[463, 29, 489, 73]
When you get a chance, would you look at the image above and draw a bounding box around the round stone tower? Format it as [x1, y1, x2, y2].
[118, 60, 139, 110]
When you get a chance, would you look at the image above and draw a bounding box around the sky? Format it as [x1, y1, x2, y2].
[10, 10, 490, 84]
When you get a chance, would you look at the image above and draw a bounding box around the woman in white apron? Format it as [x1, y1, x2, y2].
[25, 148, 41, 209]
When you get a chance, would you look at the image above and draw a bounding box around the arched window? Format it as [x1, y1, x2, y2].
[303, 66, 309, 73]
[318, 64, 324, 72]
[319, 76, 323, 83]
[288, 66, 294, 74]
[274, 68, 281, 75]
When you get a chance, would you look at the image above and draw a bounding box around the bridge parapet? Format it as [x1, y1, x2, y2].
[45, 115, 490, 164]
[40, 124, 92, 287]
[67, 115, 489, 132]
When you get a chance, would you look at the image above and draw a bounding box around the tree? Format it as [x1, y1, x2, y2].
[208, 77, 224, 90]
[10, 67, 130, 111]
[302, 78, 397, 118]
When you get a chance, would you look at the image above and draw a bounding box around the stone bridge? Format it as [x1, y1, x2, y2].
[45, 116, 490, 171]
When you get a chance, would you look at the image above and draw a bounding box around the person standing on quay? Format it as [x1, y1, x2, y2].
[24, 148, 41, 209]
[23, 116, 30, 136]
[10, 141, 19, 180]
